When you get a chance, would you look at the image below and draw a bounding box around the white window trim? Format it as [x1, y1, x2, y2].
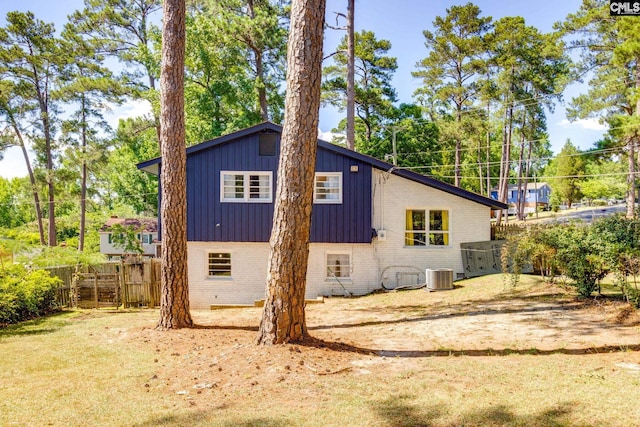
[404, 208, 451, 248]
[220, 171, 273, 203]
[206, 251, 233, 280]
[325, 251, 352, 281]
[314, 172, 343, 204]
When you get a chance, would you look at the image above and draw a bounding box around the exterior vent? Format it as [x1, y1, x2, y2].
[426, 268, 453, 291]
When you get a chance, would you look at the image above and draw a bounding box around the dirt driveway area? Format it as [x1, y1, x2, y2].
[189, 279, 640, 356]
[95, 274, 640, 427]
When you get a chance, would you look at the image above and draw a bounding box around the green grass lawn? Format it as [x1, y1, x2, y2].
[2, 275, 640, 426]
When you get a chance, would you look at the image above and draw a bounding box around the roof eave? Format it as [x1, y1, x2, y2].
[316, 140, 508, 210]
[137, 123, 508, 210]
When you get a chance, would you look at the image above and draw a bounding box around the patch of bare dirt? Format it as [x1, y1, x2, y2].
[123, 283, 640, 405]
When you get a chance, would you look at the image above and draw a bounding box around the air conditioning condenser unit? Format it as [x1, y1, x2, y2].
[426, 268, 453, 291]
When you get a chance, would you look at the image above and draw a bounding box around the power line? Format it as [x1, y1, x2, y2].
[431, 172, 630, 180]
[389, 121, 639, 159]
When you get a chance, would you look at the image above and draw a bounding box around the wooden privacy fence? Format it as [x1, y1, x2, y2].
[73, 263, 120, 309]
[46, 259, 161, 309]
[491, 223, 527, 240]
[46, 265, 75, 308]
[122, 258, 161, 308]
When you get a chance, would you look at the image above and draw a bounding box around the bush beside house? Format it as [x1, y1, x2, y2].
[505, 214, 640, 304]
[0, 265, 62, 325]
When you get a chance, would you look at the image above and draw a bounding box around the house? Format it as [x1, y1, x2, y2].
[138, 122, 508, 308]
[99, 217, 159, 259]
[491, 182, 551, 214]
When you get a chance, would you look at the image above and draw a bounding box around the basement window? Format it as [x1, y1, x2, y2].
[326, 253, 351, 280]
[208, 252, 231, 277]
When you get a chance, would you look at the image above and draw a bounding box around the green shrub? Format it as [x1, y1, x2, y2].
[506, 215, 640, 301]
[504, 222, 608, 297]
[592, 215, 640, 306]
[0, 265, 62, 324]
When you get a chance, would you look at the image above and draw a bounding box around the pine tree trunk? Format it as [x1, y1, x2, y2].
[454, 109, 462, 187]
[477, 138, 483, 196]
[627, 137, 636, 219]
[79, 97, 87, 252]
[247, 0, 270, 122]
[42, 110, 56, 247]
[496, 99, 513, 225]
[6, 109, 46, 245]
[257, 0, 326, 345]
[345, 0, 355, 150]
[157, 0, 193, 330]
[486, 102, 491, 198]
[516, 114, 526, 220]
[632, 59, 640, 218]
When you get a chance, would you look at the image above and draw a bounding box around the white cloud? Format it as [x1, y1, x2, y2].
[559, 118, 608, 131]
[0, 146, 28, 179]
[106, 99, 154, 128]
[318, 129, 343, 143]
[0, 100, 154, 180]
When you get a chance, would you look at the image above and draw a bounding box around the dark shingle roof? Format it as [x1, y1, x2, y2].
[137, 121, 508, 210]
[100, 217, 158, 232]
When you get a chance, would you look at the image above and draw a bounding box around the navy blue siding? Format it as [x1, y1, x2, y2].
[183, 132, 372, 243]
[310, 147, 372, 243]
[186, 132, 279, 242]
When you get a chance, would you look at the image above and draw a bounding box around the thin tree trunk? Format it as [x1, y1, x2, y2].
[486, 101, 491, 198]
[523, 116, 535, 217]
[1, 97, 46, 245]
[140, 8, 162, 148]
[11, 120, 46, 245]
[478, 137, 483, 196]
[41, 116, 56, 247]
[255, 47, 269, 121]
[497, 66, 517, 225]
[496, 100, 513, 225]
[257, 0, 326, 345]
[628, 137, 636, 218]
[37, 90, 56, 246]
[157, 0, 193, 330]
[247, 0, 270, 121]
[454, 107, 462, 187]
[516, 114, 526, 220]
[345, 0, 355, 150]
[455, 136, 462, 187]
[28, 49, 56, 246]
[632, 59, 640, 218]
[79, 96, 87, 252]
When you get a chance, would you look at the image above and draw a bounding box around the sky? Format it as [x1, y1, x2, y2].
[0, 0, 607, 179]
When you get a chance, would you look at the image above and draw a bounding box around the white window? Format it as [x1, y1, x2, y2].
[405, 209, 450, 247]
[326, 253, 350, 279]
[208, 252, 231, 277]
[314, 172, 342, 204]
[221, 171, 272, 202]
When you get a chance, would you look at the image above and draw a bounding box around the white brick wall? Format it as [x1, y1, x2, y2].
[188, 242, 378, 308]
[187, 170, 493, 307]
[371, 170, 491, 288]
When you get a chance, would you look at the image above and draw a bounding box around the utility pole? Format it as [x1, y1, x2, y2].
[534, 172, 538, 218]
[391, 126, 398, 166]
